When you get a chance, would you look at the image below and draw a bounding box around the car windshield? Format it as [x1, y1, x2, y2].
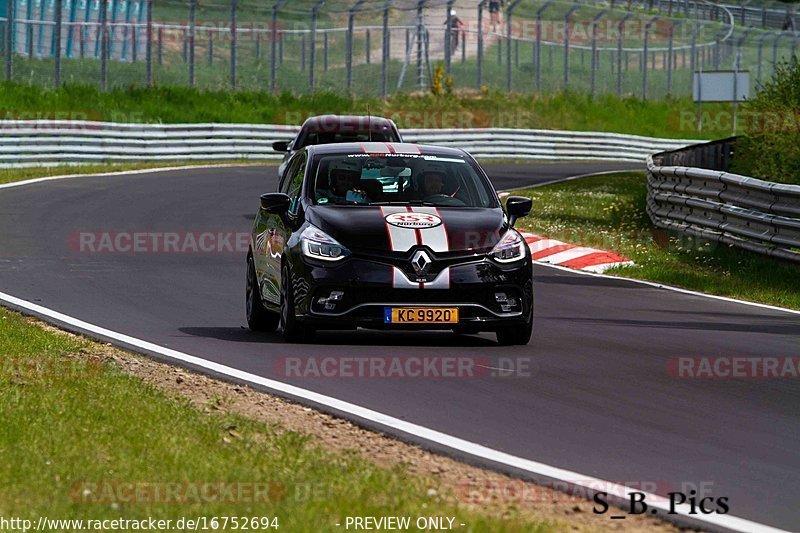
[310, 153, 498, 208]
[294, 119, 400, 149]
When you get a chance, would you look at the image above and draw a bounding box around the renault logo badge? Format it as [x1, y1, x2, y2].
[411, 250, 431, 275]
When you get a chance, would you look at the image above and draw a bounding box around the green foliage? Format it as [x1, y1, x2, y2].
[731, 56, 800, 184]
[0, 81, 731, 139]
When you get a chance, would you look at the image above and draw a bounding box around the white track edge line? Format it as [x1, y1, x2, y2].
[0, 163, 270, 191]
[0, 289, 789, 533]
[534, 261, 800, 316]
[497, 168, 644, 192]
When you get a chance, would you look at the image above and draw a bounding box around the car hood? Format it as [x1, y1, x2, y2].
[306, 205, 508, 255]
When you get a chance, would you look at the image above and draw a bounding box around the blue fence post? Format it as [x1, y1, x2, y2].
[94, 0, 102, 58]
[26, 0, 33, 57]
[4, 0, 14, 80]
[121, 0, 132, 61]
[36, 0, 45, 57]
[66, 0, 78, 57]
[54, 0, 62, 84]
[107, 0, 118, 59]
[132, 0, 143, 61]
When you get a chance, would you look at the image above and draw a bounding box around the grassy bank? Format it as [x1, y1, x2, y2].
[0, 308, 553, 532]
[0, 82, 731, 139]
[513, 172, 800, 310]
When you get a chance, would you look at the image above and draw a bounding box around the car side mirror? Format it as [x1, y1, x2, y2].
[260, 193, 291, 213]
[272, 140, 290, 152]
[505, 196, 532, 227]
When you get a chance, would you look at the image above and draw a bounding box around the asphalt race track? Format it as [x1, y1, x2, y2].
[1, 163, 799, 531]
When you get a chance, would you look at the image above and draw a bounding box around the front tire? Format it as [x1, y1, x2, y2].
[495, 312, 533, 346]
[246, 255, 280, 332]
[280, 263, 314, 342]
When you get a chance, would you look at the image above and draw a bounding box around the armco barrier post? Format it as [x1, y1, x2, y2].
[617, 13, 632, 97]
[121, 0, 133, 61]
[346, 0, 365, 90]
[145, 0, 152, 86]
[230, 0, 237, 89]
[477, 0, 486, 89]
[667, 20, 679, 96]
[54, 0, 63, 86]
[25, 0, 32, 58]
[100, 0, 108, 90]
[309, 0, 325, 90]
[689, 22, 704, 81]
[4, 0, 13, 81]
[67, 0, 78, 57]
[590, 9, 608, 97]
[382, 0, 392, 97]
[188, 0, 196, 87]
[756, 32, 769, 84]
[506, 0, 521, 92]
[323, 31, 328, 70]
[643, 16, 658, 100]
[535, 1, 554, 92]
[157, 27, 164, 66]
[270, 0, 288, 93]
[107, 0, 118, 61]
[771, 31, 786, 70]
[416, 0, 426, 91]
[135, 0, 146, 62]
[563, 3, 580, 89]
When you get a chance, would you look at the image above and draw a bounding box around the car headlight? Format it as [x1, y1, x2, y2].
[300, 225, 350, 261]
[491, 230, 527, 263]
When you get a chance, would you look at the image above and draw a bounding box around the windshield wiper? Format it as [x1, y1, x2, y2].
[369, 201, 437, 206]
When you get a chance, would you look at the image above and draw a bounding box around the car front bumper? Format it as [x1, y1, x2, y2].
[288, 253, 533, 331]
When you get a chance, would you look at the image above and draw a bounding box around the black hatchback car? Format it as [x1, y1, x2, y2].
[272, 115, 402, 180]
[246, 142, 533, 345]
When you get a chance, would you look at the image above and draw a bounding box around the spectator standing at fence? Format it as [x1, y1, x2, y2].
[449, 10, 465, 51]
[782, 7, 796, 31]
[489, 0, 504, 33]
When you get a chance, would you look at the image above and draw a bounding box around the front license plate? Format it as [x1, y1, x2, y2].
[383, 307, 459, 324]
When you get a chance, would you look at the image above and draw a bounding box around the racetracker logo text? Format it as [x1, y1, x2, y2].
[69, 231, 250, 254]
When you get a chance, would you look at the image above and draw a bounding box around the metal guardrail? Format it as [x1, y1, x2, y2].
[0, 121, 699, 167]
[647, 137, 800, 263]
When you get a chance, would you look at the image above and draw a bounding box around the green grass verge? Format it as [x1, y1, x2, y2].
[0, 162, 269, 186]
[0, 81, 733, 139]
[0, 309, 552, 532]
[513, 172, 800, 310]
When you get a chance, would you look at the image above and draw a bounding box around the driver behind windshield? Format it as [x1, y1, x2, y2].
[421, 170, 445, 198]
[318, 159, 371, 204]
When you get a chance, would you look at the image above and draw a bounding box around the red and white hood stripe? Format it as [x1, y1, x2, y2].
[381, 206, 451, 289]
[379, 206, 450, 253]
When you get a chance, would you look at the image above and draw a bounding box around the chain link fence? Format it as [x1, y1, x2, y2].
[0, 0, 798, 99]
